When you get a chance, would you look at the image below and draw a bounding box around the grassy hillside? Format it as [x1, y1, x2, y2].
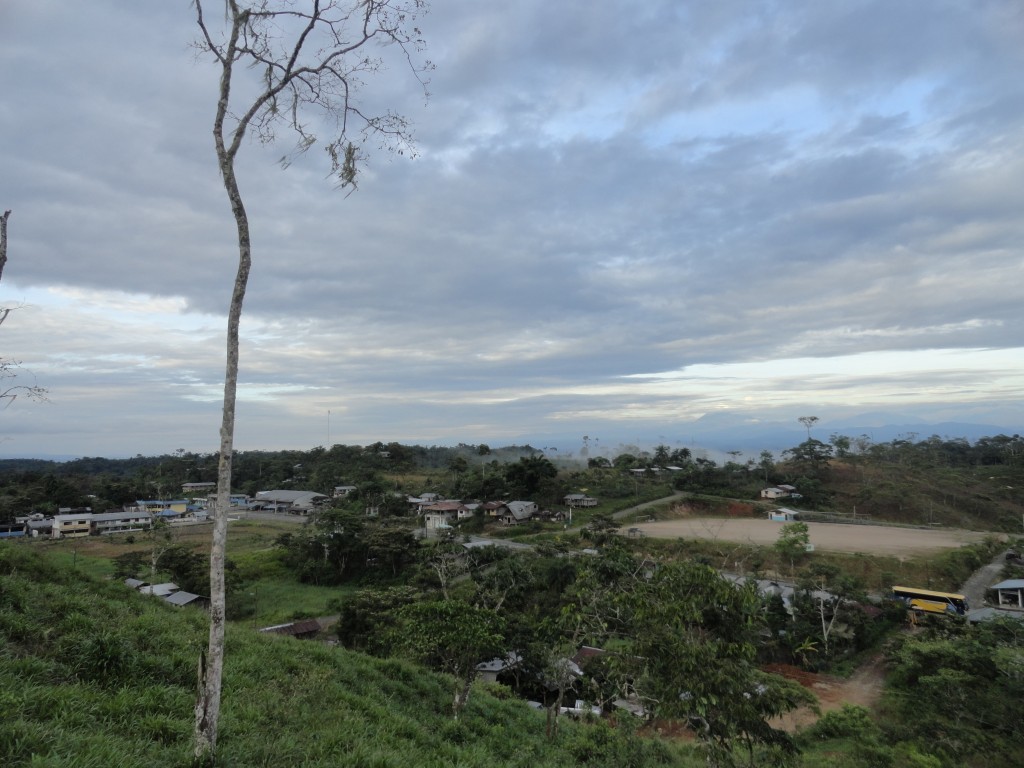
[0, 543, 692, 767]
[819, 459, 1023, 531]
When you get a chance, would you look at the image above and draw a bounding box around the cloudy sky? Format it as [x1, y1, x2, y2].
[1, 0, 1023, 459]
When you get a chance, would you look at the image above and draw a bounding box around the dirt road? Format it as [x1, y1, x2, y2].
[627, 517, 994, 555]
[959, 548, 1011, 608]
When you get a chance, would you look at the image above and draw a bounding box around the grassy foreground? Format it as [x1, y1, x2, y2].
[0, 543, 692, 767]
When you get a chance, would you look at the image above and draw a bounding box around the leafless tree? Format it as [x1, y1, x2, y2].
[190, 1, 430, 759]
[0, 210, 48, 405]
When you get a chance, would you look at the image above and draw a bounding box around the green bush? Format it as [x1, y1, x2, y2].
[807, 704, 878, 740]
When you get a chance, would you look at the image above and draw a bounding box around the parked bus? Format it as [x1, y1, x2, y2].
[891, 586, 968, 616]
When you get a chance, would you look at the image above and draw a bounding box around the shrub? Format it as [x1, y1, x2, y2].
[808, 704, 879, 740]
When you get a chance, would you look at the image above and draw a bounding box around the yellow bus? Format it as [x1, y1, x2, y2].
[891, 586, 968, 616]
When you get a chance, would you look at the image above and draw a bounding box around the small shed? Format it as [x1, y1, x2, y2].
[475, 652, 522, 684]
[164, 591, 209, 609]
[140, 582, 179, 597]
[768, 508, 800, 522]
[259, 619, 322, 639]
[989, 579, 1024, 610]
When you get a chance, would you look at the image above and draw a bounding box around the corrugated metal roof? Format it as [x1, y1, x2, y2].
[140, 583, 179, 597]
[92, 511, 152, 522]
[259, 619, 322, 636]
[254, 490, 327, 504]
[165, 591, 206, 606]
[990, 579, 1024, 590]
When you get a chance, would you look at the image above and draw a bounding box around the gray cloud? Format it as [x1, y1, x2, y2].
[1, 0, 1023, 456]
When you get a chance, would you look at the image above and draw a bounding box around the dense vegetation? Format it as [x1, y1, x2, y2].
[5, 525, 1022, 766]
[2, 432, 1024, 765]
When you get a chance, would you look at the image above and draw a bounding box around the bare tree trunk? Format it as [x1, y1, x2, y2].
[0, 210, 11, 326]
[194, 6, 250, 761]
[0, 210, 10, 284]
[194, 161, 250, 761]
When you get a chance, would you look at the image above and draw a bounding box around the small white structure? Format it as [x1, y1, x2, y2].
[475, 652, 522, 683]
[423, 510, 455, 535]
[768, 508, 800, 522]
[564, 493, 598, 508]
[989, 579, 1024, 610]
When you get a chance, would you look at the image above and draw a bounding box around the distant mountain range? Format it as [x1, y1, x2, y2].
[522, 413, 1024, 460]
[2, 415, 1020, 463]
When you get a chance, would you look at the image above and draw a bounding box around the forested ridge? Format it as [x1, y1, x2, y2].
[1, 432, 1021, 530]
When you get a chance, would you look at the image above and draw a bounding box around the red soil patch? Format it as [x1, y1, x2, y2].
[765, 655, 886, 732]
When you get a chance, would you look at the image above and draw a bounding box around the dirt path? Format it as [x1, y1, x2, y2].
[959, 549, 1010, 609]
[767, 653, 887, 732]
[628, 517, 995, 555]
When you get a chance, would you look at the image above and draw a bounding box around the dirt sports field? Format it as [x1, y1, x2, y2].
[628, 518, 995, 555]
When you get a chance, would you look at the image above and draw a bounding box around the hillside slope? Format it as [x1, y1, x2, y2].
[0, 544, 687, 768]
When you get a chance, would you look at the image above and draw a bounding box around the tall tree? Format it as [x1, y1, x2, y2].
[190, 1, 429, 759]
[627, 563, 815, 765]
[774, 521, 810, 576]
[398, 599, 506, 718]
[798, 415, 819, 440]
[782, 438, 833, 477]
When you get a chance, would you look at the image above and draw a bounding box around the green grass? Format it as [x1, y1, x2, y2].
[35, 547, 115, 581]
[0, 542, 696, 767]
[244, 577, 353, 625]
